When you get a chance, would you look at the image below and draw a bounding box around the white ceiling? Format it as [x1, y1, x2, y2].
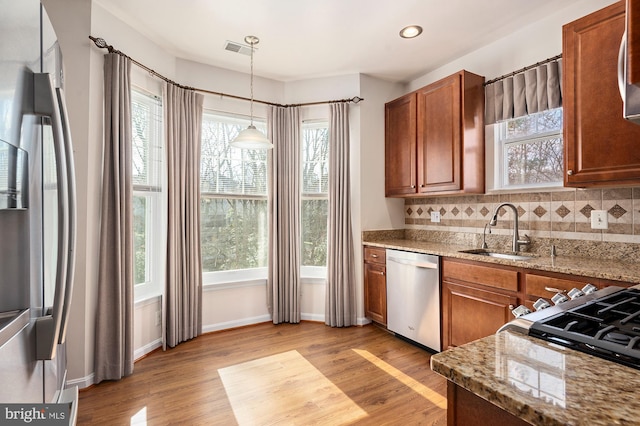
[95, 0, 585, 83]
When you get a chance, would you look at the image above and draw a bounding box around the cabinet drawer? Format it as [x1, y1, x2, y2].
[442, 260, 518, 292]
[525, 274, 593, 299]
[364, 246, 386, 265]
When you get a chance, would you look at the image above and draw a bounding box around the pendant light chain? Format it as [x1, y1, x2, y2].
[245, 35, 259, 128]
[249, 38, 255, 127]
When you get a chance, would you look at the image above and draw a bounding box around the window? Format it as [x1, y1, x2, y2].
[131, 88, 164, 300]
[199, 114, 329, 283]
[301, 121, 329, 270]
[494, 107, 563, 190]
[200, 113, 268, 279]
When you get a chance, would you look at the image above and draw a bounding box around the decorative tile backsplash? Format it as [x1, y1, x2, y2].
[405, 188, 640, 245]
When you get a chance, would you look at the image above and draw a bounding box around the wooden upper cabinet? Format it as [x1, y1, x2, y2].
[385, 70, 485, 197]
[564, 1, 640, 187]
[385, 92, 417, 196]
[417, 74, 461, 192]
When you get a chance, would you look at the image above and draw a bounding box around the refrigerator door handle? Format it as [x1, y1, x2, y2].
[33, 73, 69, 360]
[55, 86, 76, 345]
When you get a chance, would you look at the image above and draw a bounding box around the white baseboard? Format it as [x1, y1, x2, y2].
[66, 373, 94, 390]
[301, 312, 325, 322]
[202, 314, 273, 333]
[134, 338, 162, 361]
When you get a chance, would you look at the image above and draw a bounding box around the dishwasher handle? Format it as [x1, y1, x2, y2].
[388, 256, 438, 269]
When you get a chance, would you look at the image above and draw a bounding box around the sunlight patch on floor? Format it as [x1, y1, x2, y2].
[352, 348, 447, 409]
[130, 406, 147, 425]
[218, 350, 368, 425]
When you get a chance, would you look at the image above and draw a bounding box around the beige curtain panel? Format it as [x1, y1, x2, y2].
[164, 83, 204, 348]
[267, 105, 301, 324]
[94, 52, 134, 383]
[325, 102, 356, 327]
[485, 58, 562, 124]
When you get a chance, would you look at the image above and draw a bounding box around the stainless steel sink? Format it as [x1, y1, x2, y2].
[459, 249, 535, 261]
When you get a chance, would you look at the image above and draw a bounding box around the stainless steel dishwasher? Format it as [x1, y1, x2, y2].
[386, 249, 441, 352]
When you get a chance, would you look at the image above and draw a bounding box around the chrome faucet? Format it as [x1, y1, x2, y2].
[489, 203, 531, 252]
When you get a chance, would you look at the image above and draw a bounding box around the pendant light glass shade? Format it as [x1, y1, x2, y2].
[232, 125, 272, 149]
[231, 35, 273, 149]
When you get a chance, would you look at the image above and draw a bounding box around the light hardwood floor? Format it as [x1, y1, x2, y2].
[78, 322, 447, 425]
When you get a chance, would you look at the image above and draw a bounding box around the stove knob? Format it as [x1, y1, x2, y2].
[533, 298, 551, 311]
[582, 283, 597, 295]
[511, 305, 532, 318]
[551, 293, 569, 305]
[568, 288, 585, 299]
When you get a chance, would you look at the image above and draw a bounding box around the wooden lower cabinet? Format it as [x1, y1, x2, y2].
[447, 382, 529, 426]
[364, 246, 387, 325]
[441, 258, 519, 350]
[442, 280, 518, 349]
[440, 256, 633, 350]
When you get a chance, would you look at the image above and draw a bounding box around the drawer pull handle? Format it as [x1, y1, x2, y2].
[545, 286, 567, 294]
[371, 254, 378, 258]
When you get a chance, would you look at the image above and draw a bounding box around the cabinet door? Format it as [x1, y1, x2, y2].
[364, 263, 387, 325]
[442, 281, 517, 349]
[564, 2, 640, 186]
[385, 92, 417, 196]
[416, 74, 461, 193]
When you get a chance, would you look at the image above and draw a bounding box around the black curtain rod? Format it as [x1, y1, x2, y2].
[484, 54, 562, 86]
[88, 36, 363, 108]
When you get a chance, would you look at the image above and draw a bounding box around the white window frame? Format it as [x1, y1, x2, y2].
[493, 108, 563, 191]
[200, 111, 269, 287]
[132, 87, 165, 302]
[301, 119, 329, 279]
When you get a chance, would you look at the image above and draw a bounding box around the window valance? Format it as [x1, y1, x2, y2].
[485, 58, 562, 125]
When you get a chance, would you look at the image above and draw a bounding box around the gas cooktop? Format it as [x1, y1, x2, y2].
[500, 285, 640, 370]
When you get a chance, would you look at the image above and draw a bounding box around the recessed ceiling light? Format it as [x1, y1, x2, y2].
[399, 25, 423, 39]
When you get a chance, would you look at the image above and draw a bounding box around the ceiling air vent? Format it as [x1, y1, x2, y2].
[224, 40, 252, 56]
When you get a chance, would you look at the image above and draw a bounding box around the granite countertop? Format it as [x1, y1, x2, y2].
[363, 238, 640, 284]
[430, 330, 640, 426]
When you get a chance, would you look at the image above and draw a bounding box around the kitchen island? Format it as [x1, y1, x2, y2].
[430, 330, 640, 426]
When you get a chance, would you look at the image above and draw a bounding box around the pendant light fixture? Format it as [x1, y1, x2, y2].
[230, 35, 273, 149]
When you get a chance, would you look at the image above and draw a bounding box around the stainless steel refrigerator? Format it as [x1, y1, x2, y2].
[0, 0, 78, 419]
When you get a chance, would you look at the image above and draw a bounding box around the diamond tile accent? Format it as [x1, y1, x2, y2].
[533, 205, 547, 218]
[480, 206, 490, 217]
[439, 207, 446, 216]
[555, 204, 571, 218]
[580, 204, 594, 218]
[427, 207, 434, 214]
[416, 207, 424, 216]
[609, 204, 628, 219]
[451, 207, 460, 216]
[465, 207, 474, 217]
[517, 206, 526, 217]
[406, 208, 413, 216]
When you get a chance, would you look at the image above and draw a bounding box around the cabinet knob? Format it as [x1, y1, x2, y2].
[411, 185, 416, 189]
[567, 169, 574, 176]
[508, 304, 515, 310]
[420, 184, 425, 188]
[371, 254, 378, 258]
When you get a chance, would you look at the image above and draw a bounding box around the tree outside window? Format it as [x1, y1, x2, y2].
[497, 107, 563, 189]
